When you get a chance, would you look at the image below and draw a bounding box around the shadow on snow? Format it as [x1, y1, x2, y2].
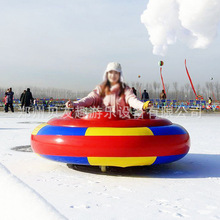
[67, 153, 220, 178]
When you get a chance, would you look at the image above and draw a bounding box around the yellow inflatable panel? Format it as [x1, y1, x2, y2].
[88, 157, 157, 167]
[85, 127, 154, 136]
[32, 123, 48, 135]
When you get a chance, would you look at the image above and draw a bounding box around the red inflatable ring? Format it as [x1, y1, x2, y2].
[31, 112, 190, 168]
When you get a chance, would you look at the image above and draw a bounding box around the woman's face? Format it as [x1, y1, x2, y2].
[107, 70, 120, 85]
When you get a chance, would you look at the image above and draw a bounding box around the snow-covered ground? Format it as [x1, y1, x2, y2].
[0, 111, 220, 220]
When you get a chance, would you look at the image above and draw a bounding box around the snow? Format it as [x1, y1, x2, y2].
[0, 163, 66, 220]
[0, 111, 220, 219]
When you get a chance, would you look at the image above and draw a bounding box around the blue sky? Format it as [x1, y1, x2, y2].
[0, 0, 220, 91]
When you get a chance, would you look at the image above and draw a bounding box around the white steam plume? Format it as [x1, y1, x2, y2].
[141, 0, 220, 56]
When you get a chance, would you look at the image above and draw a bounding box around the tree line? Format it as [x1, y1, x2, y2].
[131, 81, 220, 101]
[0, 81, 219, 101]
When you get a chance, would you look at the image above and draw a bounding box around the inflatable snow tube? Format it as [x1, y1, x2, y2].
[31, 112, 190, 167]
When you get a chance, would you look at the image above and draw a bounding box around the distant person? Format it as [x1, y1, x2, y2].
[141, 90, 149, 102]
[207, 97, 213, 110]
[5, 88, 14, 113]
[24, 88, 33, 113]
[49, 97, 54, 107]
[160, 89, 166, 100]
[4, 89, 9, 112]
[160, 89, 166, 107]
[4, 92, 7, 106]
[208, 97, 212, 105]
[43, 98, 48, 110]
[20, 90, 26, 110]
[33, 98, 39, 110]
[132, 87, 137, 96]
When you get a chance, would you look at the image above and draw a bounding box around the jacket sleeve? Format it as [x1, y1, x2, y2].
[124, 87, 144, 110]
[73, 86, 102, 108]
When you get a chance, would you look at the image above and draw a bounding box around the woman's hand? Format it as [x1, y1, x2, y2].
[142, 101, 153, 112]
[66, 99, 74, 108]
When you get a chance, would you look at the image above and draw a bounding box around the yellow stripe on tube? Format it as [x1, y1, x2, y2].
[31, 123, 48, 135]
[85, 127, 154, 136]
[88, 157, 157, 167]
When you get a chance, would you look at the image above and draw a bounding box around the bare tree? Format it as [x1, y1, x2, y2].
[179, 86, 185, 100]
[205, 82, 211, 97]
[214, 82, 220, 101]
[148, 84, 153, 99]
[202, 87, 207, 100]
[184, 83, 190, 100]
[196, 84, 201, 96]
[135, 82, 142, 99]
[152, 81, 157, 98]
[164, 83, 170, 98]
[144, 83, 149, 92]
[1, 80, 219, 103]
[173, 82, 179, 100]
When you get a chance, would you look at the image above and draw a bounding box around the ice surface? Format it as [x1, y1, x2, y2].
[0, 112, 220, 219]
[0, 163, 67, 220]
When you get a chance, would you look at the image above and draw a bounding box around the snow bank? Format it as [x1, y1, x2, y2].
[0, 163, 67, 220]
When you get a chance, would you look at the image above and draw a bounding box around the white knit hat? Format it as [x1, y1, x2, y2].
[103, 62, 124, 82]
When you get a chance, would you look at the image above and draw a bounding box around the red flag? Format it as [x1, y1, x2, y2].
[160, 67, 166, 95]
[185, 59, 197, 98]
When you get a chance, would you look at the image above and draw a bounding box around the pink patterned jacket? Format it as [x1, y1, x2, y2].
[73, 84, 144, 113]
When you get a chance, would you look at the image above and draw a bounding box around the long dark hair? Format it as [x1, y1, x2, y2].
[100, 73, 126, 97]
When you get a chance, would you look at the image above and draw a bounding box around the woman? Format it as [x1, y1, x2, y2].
[5, 88, 14, 113]
[66, 62, 152, 116]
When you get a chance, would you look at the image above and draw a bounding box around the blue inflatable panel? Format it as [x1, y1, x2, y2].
[40, 155, 90, 165]
[153, 154, 187, 164]
[40, 154, 187, 166]
[149, 124, 187, 136]
[37, 125, 87, 136]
